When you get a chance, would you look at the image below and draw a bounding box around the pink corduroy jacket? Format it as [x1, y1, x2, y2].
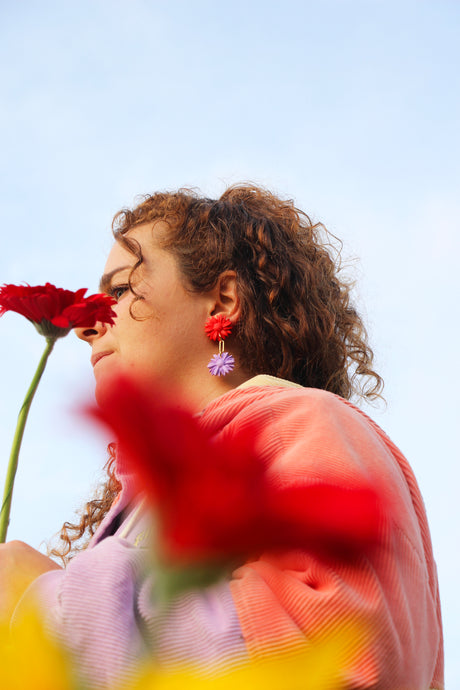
[15, 376, 443, 689]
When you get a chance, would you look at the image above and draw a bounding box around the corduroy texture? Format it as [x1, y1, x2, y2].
[13, 378, 443, 689]
[198, 382, 444, 689]
[12, 440, 247, 690]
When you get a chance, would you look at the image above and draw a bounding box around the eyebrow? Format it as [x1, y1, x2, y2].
[98, 266, 132, 293]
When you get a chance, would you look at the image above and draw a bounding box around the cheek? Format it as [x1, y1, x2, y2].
[112, 298, 148, 338]
[129, 297, 155, 321]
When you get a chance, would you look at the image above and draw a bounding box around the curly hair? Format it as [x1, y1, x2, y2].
[51, 183, 383, 562]
[113, 184, 382, 397]
[49, 444, 121, 565]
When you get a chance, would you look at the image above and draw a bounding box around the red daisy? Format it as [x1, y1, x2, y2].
[204, 314, 233, 341]
[88, 374, 385, 565]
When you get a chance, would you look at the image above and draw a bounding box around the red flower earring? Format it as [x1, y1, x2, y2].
[205, 315, 235, 376]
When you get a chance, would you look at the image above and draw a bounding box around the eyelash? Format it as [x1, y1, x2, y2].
[108, 284, 129, 301]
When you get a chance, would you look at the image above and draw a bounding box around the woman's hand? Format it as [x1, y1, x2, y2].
[0, 540, 62, 621]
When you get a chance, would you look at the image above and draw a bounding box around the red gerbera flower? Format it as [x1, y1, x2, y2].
[88, 374, 385, 566]
[0, 283, 116, 338]
[204, 314, 233, 341]
[0, 282, 117, 542]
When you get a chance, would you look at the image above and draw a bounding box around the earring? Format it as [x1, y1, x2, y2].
[205, 314, 235, 376]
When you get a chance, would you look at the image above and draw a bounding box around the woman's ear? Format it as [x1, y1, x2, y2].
[210, 270, 241, 322]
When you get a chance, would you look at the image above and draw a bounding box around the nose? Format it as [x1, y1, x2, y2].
[74, 321, 108, 344]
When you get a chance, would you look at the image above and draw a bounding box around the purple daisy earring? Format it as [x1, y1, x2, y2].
[205, 314, 235, 376]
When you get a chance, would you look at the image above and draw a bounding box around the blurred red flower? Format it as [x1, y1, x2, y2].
[89, 375, 385, 565]
[0, 283, 116, 337]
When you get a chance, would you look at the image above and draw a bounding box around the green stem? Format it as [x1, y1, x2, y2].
[0, 337, 56, 543]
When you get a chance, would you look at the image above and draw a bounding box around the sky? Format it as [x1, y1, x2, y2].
[0, 0, 458, 684]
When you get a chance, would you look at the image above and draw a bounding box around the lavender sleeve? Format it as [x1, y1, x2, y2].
[13, 501, 247, 689]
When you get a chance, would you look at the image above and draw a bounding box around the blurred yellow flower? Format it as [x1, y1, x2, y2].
[0, 602, 363, 690]
[127, 623, 362, 690]
[0, 605, 77, 690]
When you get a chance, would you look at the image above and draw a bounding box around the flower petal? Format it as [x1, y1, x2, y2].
[0, 283, 116, 336]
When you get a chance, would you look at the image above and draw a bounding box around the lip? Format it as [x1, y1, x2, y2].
[91, 351, 114, 368]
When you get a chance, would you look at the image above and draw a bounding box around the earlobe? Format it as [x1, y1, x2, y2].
[210, 270, 241, 323]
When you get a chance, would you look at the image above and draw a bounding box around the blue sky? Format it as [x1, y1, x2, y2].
[0, 1, 458, 684]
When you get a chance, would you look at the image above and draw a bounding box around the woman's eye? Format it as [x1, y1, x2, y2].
[109, 285, 129, 301]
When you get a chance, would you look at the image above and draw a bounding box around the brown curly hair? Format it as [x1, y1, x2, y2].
[49, 444, 121, 565]
[51, 183, 383, 563]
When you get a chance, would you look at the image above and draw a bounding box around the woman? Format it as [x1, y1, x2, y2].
[1, 185, 443, 688]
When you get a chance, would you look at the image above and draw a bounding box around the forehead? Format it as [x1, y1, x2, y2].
[105, 221, 172, 270]
[99, 225, 150, 293]
[100, 221, 174, 292]
[103, 223, 154, 272]
[103, 237, 135, 273]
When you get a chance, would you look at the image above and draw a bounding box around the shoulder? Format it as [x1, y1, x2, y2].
[200, 377, 377, 444]
[201, 378, 418, 529]
[199, 378, 382, 471]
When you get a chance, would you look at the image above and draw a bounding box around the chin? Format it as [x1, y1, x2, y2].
[93, 364, 150, 408]
[93, 365, 120, 408]
[94, 380, 110, 408]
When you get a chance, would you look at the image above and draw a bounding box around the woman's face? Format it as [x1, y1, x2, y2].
[76, 223, 214, 400]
